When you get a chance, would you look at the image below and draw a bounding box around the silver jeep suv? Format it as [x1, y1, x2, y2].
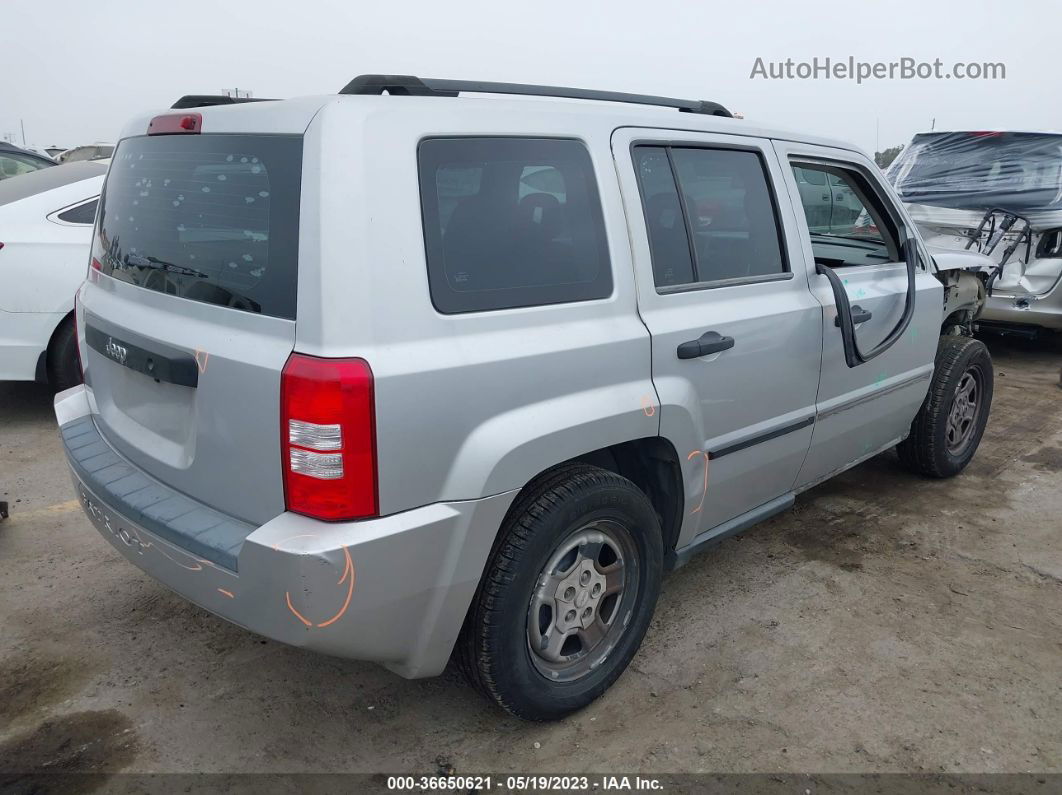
[56, 76, 994, 720]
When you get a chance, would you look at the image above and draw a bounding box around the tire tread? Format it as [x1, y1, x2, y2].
[458, 463, 655, 719]
[897, 335, 992, 478]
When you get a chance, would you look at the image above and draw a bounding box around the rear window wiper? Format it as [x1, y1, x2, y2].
[123, 254, 209, 279]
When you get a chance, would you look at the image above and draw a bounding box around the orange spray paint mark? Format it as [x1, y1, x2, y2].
[640, 395, 656, 417]
[272, 534, 320, 552]
[285, 592, 313, 626]
[314, 547, 355, 628]
[217, 588, 235, 599]
[150, 543, 203, 571]
[686, 450, 710, 515]
[275, 536, 356, 629]
[194, 348, 209, 374]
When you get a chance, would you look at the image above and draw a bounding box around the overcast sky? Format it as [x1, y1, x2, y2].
[2, 0, 1057, 153]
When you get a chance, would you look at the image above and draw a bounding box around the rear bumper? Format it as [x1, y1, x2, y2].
[55, 385, 517, 678]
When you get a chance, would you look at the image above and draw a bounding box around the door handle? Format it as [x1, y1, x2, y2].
[834, 305, 873, 327]
[677, 330, 735, 360]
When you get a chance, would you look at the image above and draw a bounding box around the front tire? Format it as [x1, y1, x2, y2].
[897, 335, 993, 478]
[459, 464, 663, 720]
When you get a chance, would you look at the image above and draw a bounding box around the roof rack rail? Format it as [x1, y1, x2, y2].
[338, 75, 733, 118]
[170, 95, 278, 110]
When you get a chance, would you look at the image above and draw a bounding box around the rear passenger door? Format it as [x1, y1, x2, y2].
[612, 129, 823, 549]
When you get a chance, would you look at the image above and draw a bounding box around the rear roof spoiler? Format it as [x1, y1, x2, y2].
[170, 95, 278, 110]
[338, 74, 733, 118]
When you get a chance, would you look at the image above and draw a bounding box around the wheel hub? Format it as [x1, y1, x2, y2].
[553, 559, 606, 631]
[946, 368, 981, 454]
[526, 521, 636, 682]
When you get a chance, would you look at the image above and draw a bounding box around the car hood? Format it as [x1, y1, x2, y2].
[928, 245, 997, 274]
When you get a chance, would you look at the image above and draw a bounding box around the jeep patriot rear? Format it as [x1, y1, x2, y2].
[56, 75, 994, 719]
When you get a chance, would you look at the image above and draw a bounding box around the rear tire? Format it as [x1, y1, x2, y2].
[458, 464, 663, 721]
[897, 335, 993, 478]
[47, 316, 82, 392]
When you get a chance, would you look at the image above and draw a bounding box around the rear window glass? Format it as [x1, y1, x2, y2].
[418, 137, 612, 314]
[95, 134, 302, 320]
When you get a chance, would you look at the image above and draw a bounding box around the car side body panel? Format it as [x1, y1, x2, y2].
[0, 173, 102, 380]
[295, 101, 658, 513]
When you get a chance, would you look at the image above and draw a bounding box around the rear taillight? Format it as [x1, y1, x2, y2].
[280, 354, 377, 521]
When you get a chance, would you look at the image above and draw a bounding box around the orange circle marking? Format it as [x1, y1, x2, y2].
[274, 535, 356, 628]
[687, 450, 710, 515]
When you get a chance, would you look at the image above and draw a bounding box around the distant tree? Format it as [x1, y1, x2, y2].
[874, 144, 905, 169]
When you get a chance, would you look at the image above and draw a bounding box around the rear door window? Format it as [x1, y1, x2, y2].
[418, 137, 612, 314]
[634, 145, 787, 289]
[633, 147, 695, 287]
[95, 134, 303, 319]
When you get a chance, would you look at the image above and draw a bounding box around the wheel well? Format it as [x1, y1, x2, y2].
[569, 438, 685, 553]
[481, 438, 685, 576]
[458, 438, 685, 661]
[44, 310, 76, 382]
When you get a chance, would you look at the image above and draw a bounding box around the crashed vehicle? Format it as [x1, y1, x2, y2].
[889, 130, 1062, 333]
[57, 77, 996, 720]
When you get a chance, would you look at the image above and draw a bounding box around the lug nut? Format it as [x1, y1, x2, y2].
[592, 583, 601, 596]
[580, 570, 592, 585]
[565, 610, 577, 623]
[582, 607, 593, 619]
[563, 586, 576, 600]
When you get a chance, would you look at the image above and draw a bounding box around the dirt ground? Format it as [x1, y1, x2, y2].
[1, 334, 1060, 782]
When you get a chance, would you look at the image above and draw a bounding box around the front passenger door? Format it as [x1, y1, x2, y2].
[774, 143, 942, 489]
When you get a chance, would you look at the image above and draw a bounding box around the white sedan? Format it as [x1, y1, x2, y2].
[0, 161, 106, 389]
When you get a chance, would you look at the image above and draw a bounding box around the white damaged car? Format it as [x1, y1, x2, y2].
[0, 161, 105, 389]
[889, 130, 1062, 333]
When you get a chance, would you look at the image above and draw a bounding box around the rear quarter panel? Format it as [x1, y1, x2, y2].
[297, 99, 658, 513]
[0, 177, 100, 314]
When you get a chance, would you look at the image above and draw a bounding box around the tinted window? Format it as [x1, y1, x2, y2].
[95, 134, 303, 319]
[634, 147, 695, 287]
[671, 148, 786, 283]
[634, 146, 786, 289]
[57, 199, 98, 224]
[794, 166, 826, 186]
[790, 162, 900, 267]
[419, 137, 612, 313]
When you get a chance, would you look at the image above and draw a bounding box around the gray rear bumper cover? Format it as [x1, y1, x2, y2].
[56, 385, 517, 678]
[62, 415, 254, 571]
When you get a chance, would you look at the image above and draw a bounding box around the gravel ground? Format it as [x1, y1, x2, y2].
[1, 334, 1060, 784]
